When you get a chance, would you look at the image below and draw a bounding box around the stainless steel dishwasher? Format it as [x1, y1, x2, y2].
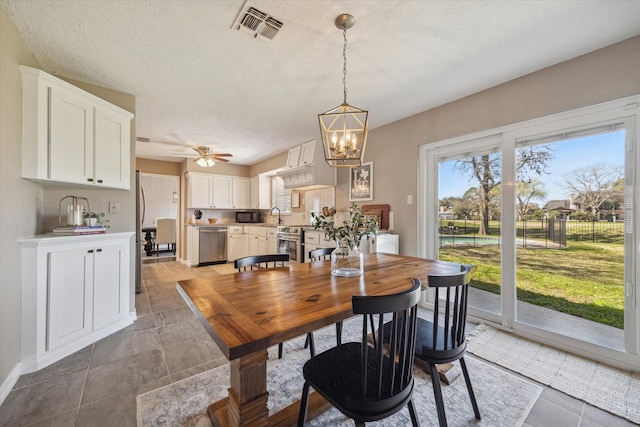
[198, 227, 228, 265]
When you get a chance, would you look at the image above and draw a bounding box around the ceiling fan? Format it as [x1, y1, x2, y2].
[136, 137, 232, 167]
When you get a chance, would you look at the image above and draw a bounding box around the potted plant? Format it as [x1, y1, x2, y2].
[312, 202, 378, 276]
[82, 210, 110, 228]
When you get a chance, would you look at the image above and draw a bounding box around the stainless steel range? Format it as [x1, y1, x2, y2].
[276, 225, 303, 263]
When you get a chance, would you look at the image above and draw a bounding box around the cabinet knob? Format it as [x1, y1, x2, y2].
[88, 249, 94, 253]
[97, 179, 103, 184]
[96, 248, 103, 252]
[87, 178, 94, 182]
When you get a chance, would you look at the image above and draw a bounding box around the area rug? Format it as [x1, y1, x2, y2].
[138, 319, 542, 426]
[466, 324, 640, 424]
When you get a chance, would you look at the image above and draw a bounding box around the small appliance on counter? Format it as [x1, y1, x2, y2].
[236, 210, 262, 223]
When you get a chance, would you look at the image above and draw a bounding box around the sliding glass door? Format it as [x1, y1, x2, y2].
[436, 144, 503, 317]
[419, 98, 638, 367]
[514, 125, 627, 349]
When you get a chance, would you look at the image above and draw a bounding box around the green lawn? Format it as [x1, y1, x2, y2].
[439, 241, 625, 329]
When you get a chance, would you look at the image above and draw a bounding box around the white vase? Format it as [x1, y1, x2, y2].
[331, 241, 363, 277]
[84, 218, 97, 226]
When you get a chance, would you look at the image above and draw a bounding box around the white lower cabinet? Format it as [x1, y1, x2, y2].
[20, 233, 134, 372]
[266, 227, 277, 254]
[247, 229, 267, 256]
[228, 226, 248, 262]
[303, 230, 336, 262]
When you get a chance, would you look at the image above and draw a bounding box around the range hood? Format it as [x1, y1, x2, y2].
[277, 140, 336, 189]
[278, 164, 336, 189]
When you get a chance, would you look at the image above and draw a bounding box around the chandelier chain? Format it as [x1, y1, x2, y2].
[342, 28, 348, 105]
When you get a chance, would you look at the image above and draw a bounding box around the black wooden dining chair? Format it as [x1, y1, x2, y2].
[385, 264, 480, 427]
[298, 278, 422, 427]
[235, 253, 315, 359]
[308, 247, 334, 261]
[234, 253, 289, 271]
[305, 247, 344, 350]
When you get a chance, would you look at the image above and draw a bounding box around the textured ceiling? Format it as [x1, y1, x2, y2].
[3, 0, 640, 166]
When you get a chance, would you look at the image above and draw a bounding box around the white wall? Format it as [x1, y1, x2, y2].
[141, 173, 179, 228]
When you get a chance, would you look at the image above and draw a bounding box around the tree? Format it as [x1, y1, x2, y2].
[516, 179, 547, 219]
[455, 145, 553, 234]
[564, 163, 623, 219]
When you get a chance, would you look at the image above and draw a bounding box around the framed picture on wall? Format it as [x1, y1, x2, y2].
[291, 192, 300, 208]
[349, 162, 373, 201]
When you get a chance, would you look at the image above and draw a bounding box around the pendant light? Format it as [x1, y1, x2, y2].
[318, 14, 369, 168]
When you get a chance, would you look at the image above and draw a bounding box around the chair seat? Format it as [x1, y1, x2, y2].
[303, 342, 413, 422]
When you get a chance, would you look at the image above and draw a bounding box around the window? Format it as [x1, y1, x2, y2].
[271, 176, 291, 214]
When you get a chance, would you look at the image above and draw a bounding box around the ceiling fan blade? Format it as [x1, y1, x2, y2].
[212, 153, 233, 157]
[213, 157, 230, 163]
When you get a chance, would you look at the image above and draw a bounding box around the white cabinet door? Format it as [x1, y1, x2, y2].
[49, 86, 94, 184]
[93, 242, 127, 330]
[94, 106, 131, 189]
[188, 173, 212, 208]
[286, 145, 302, 169]
[213, 175, 233, 209]
[232, 178, 251, 209]
[248, 235, 259, 256]
[48, 247, 93, 350]
[250, 175, 272, 209]
[228, 233, 248, 261]
[299, 140, 317, 166]
[266, 227, 277, 254]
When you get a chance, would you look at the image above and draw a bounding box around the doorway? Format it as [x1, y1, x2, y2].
[139, 173, 179, 261]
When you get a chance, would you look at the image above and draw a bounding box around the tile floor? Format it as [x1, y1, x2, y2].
[0, 261, 636, 426]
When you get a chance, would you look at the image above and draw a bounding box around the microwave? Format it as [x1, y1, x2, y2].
[236, 211, 262, 223]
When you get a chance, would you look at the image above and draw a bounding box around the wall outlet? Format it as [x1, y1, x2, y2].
[108, 201, 120, 214]
[407, 195, 413, 205]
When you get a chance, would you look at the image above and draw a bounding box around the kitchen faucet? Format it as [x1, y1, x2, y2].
[270, 207, 282, 224]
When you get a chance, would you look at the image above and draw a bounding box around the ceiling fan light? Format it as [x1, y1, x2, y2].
[196, 156, 215, 168]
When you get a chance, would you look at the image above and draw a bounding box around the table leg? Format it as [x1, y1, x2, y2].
[144, 230, 153, 256]
[209, 350, 269, 427]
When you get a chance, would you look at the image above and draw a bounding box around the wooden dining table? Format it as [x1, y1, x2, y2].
[177, 252, 467, 427]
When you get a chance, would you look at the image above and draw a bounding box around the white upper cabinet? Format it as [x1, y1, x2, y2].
[285, 140, 317, 169]
[93, 106, 131, 189]
[187, 173, 213, 209]
[232, 177, 251, 209]
[212, 175, 233, 209]
[250, 175, 271, 209]
[20, 66, 133, 190]
[299, 140, 317, 166]
[286, 145, 302, 169]
[186, 172, 252, 209]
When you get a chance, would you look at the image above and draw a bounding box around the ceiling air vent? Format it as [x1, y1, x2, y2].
[233, 1, 283, 41]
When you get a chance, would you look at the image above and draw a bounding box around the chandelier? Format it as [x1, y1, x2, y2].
[318, 14, 369, 168]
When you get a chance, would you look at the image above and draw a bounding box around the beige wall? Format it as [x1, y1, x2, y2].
[363, 35, 640, 256]
[0, 7, 137, 395]
[248, 152, 288, 177]
[136, 158, 182, 176]
[0, 7, 43, 394]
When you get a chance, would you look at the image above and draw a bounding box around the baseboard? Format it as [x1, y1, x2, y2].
[0, 363, 21, 406]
